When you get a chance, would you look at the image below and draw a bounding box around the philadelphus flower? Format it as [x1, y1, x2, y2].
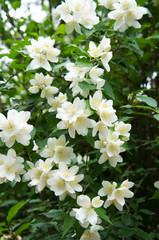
[98, 0, 119, 10]
[26, 36, 60, 71]
[108, 0, 147, 32]
[23, 159, 53, 193]
[48, 92, 67, 112]
[40, 135, 75, 165]
[55, 0, 99, 34]
[115, 121, 131, 141]
[95, 130, 125, 167]
[90, 90, 117, 127]
[98, 179, 134, 211]
[0, 109, 33, 147]
[0, 149, 25, 183]
[57, 97, 95, 138]
[70, 195, 103, 228]
[47, 162, 84, 200]
[154, 181, 159, 189]
[64, 63, 105, 97]
[64, 62, 91, 97]
[88, 37, 112, 72]
[80, 225, 104, 240]
[29, 72, 58, 100]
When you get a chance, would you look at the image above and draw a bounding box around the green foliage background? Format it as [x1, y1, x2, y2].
[0, 0, 159, 239]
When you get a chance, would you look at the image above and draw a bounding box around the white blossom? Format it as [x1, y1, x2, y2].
[0, 149, 25, 183]
[88, 36, 112, 72]
[26, 36, 60, 71]
[70, 195, 103, 228]
[98, 0, 119, 10]
[48, 92, 67, 112]
[80, 225, 103, 240]
[108, 0, 147, 32]
[47, 162, 84, 200]
[0, 109, 33, 147]
[55, 0, 99, 34]
[23, 159, 53, 193]
[57, 98, 94, 138]
[40, 135, 75, 165]
[114, 121, 131, 141]
[154, 181, 159, 189]
[99, 179, 134, 211]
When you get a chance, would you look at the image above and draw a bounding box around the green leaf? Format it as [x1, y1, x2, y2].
[132, 228, 152, 240]
[62, 215, 76, 237]
[75, 57, 93, 67]
[103, 80, 115, 100]
[138, 96, 157, 108]
[30, 127, 36, 139]
[15, 222, 31, 236]
[95, 208, 112, 225]
[149, 190, 159, 200]
[7, 201, 27, 222]
[42, 209, 64, 220]
[119, 227, 134, 237]
[54, 24, 66, 35]
[139, 209, 155, 215]
[78, 81, 96, 90]
[154, 114, 159, 121]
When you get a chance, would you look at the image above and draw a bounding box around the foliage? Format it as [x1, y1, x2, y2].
[0, 0, 159, 239]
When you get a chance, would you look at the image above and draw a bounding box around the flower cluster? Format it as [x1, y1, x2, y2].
[56, 97, 94, 138]
[54, 0, 99, 34]
[98, 179, 134, 210]
[90, 90, 131, 167]
[47, 162, 84, 201]
[29, 72, 58, 100]
[64, 63, 105, 97]
[40, 135, 75, 165]
[88, 36, 112, 72]
[98, 0, 118, 10]
[108, 0, 147, 32]
[80, 225, 103, 240]
[26, 36, 60, 71]
[0, 149, 25, 183]
[70, 195, 103, 228]
[0, 109, 33, 147]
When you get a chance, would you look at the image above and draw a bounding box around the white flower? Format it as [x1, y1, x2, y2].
[103, 179, 134, 210]
[29, 72, 53, 93]
[26, 36, 60, 71]
[41, 86, 58, 100]
[108, 0, 147, 32]
[0, 109, 33, 147]
[115, 121, 131, 141]
[88, 37, 112, 71]
[64, 62, 91, 97]
[98, 0, 119, 10]
[92, 121, 108, 137]
[23, 159, 53, 193]
[80, 225, 103, 240]
[40, 135, 75, 165]
[89, 90, 103, 111]
[70, 195, 103, 228]
[47, 162, 84, 200]
[98, 181, 117, 197]
[89, 66, 105, 89]
[98, 152, 123, 167]
[55, 0, 99, 34]
[154, 181, 159, 189]
[0, 149, 25, 183]
[56, 98, 93, 138]
[48, 92, 67, 112]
